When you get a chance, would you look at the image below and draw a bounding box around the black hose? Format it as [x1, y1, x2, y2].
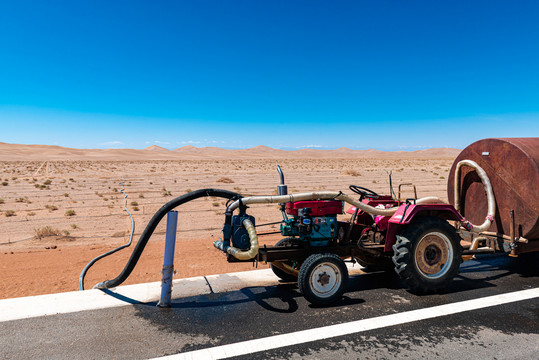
[79, 180, 135, 290]
[86, 188, 239, 290]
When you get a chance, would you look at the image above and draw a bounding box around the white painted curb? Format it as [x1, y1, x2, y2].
[0, 264, 365, 322]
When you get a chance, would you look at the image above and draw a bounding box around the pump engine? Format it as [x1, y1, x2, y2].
[281, 200, 343, 246]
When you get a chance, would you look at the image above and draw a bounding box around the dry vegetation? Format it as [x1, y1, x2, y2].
[0, 156, 456, 298]
[0, 158, 453, 247]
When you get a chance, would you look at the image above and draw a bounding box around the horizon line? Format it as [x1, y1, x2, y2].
[0, 141, 463, 153]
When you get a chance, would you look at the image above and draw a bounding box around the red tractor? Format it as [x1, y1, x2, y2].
[213, 138, 538, 305]
[88, 138, 538, 306]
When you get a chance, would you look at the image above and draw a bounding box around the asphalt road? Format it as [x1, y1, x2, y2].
[1, 253, 538, 359]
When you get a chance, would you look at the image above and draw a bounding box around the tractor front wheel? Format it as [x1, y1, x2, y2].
[298, 253, 348, 305]
[392, 217, 462, 293]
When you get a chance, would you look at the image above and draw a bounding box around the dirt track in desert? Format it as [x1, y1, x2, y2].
[0, 144, 458, 299]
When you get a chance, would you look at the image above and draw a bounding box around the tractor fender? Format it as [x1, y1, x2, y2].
[384, 203, 464, 252]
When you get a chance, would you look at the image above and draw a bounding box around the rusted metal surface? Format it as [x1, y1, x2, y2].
[415, 234, 449, 275]
[448, 138, 539, 241]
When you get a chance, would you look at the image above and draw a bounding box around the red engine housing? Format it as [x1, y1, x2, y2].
[285, 200, 343, 216]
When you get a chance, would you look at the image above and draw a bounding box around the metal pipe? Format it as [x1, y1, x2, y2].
[462, 248, 496, 255]
[277, 165, 285, 186]
[479, 231, 512, 241]
[227, 191, 446, 217]
[462, 236, 487, 261]
[157, 211, 178, 308]
[510, 209, 518, 256]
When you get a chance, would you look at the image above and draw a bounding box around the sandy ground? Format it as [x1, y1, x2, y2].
[0, 152, 456, 299]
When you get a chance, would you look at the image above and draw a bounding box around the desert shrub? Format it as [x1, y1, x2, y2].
[45, 205, 59, 211]
[342, 169, 361, 176]
[130, 201, 138, 207]
[1, 181, 8, 186]
[5, 210, 15, 217]
[133, 206, 140, 211]
[34, 226, 61, 239]
[65, 209, 76, 216]
[138, 193, 144, 198]
[216, 177, 234, 183]
[71, 224, 78, 229]
[43, 179, 52, 185]
[0, 199, 4, 204]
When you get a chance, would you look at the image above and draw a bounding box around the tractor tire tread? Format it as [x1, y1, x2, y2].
[298, 253, 348, 305]
[391, 216, 463, 293]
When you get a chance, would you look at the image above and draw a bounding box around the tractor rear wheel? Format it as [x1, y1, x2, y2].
[392, 217, 462, 293]
[270, 238, 299, 282]
[298, 253, 348, 305]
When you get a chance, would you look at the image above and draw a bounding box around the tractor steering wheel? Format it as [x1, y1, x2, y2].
[349, 185, 379, 200]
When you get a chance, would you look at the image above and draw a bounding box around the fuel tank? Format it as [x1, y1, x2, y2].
[448, 138, 539, 240]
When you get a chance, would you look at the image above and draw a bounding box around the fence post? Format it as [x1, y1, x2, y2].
[157, 210, 178, 307]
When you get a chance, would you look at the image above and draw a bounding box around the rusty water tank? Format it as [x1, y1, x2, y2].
[448, 138, 539, 240]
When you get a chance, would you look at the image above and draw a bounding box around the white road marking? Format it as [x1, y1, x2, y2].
[154, 287, 539, 360]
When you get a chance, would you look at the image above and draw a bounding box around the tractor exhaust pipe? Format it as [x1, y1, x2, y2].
[277, 165, 288, 221]
[276, 165, 287, 196]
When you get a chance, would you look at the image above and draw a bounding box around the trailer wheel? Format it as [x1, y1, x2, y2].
[298, 253, 348, 305]
[270, 238, 299, 282]
[392, 217, 462, 293]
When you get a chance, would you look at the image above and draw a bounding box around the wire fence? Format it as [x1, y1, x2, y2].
[1, 161, 452, 247]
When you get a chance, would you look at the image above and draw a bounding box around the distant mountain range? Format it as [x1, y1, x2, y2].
[0, 142, 461, 161]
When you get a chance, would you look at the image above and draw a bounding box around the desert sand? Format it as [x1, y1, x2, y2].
[0, 142, 459, 299]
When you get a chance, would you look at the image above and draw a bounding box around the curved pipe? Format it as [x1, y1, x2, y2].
[454, 160, 495, 233]
[462, 236, 487, 261]
[277, 165, 285, 185]
[227, 161, 493, 233]
[226, 218, 259, 260]
[91, 188, 239, 290]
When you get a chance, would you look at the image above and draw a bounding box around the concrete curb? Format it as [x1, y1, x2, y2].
[0, 264, 365, 323]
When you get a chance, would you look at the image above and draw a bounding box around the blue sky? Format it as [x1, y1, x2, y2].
[1, 1, 538, 150]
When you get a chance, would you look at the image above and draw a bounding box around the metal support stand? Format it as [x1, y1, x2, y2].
[157, 210, 178, 307]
